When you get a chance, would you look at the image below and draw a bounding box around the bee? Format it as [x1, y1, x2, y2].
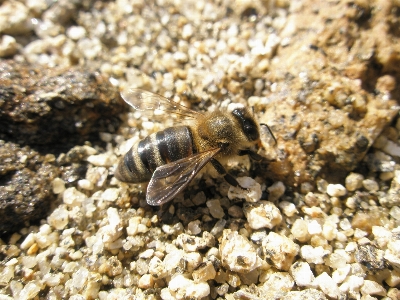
[115, 89, 275, 206]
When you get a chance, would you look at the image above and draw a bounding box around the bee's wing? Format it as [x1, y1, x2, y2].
[121, 88, 202, 120]
[146, 148, 221, 206]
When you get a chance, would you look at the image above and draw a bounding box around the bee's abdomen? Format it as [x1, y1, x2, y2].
[115, 126, 196, 183]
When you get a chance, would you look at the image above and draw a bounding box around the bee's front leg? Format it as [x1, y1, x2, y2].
[238, 149, 263, 161]
[210, 158, 248, 191]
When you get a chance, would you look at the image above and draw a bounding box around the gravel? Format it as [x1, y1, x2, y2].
[1, 0, 400, 299]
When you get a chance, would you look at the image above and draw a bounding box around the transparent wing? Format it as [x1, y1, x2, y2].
[146, 148, 221, 206]
[121, 88, 202, 120]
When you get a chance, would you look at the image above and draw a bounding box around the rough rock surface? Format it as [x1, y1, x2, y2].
[0, 60, 124, 147]
[257, 0, 399, 186]
[0, 141, 59, 235]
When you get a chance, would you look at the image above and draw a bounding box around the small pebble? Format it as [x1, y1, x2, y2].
[326, 184, 347, 197]
[220, 229, 261, 273]
[168, 274, 210, 299]
[243, 201, 282, 230]
[228, 177, 262, 202]
[315, 272, 340, 299]
[345, 173, 364, 191]
[362, 179, 379, 192]
[187, 220, 202, 235]
[300, 245, 329, 265]
[77, 179, 94, 190]
[52, 178, 66, 194]
[0, 35, 18, 57]
[67, 26, 86, 40]
[289, 262, 315, 287]
[261, 232, 299, 271]
[267, 181, 286, 202]
[291, 219, 310, 242]
[307, 220, 322, 235]
[206, 199, 225, 219]
[138, 274, 154, 289]
[192, 261, 216, 283]
[278, 201, 298, 217]
[360, 280, 386, 296]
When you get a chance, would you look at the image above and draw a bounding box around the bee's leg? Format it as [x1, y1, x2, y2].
[238, 149, 263, 161]
[210, 158, 247, 190]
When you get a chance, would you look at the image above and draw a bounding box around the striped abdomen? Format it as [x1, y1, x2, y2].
[115, 126, 197, 183]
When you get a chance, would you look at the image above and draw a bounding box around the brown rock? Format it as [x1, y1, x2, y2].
[0, 60, 124, 147]
[255, 0, 399, 186]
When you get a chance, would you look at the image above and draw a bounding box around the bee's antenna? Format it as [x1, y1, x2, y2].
[260, 123, 277, 145]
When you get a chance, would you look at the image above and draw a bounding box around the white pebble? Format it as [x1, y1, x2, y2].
[220, 229, 261, 273]
[163, 249, 185, 272]
[149, 256, 167, 279]
[138, 274, 154, 289]
[322, 221, 338, 241]
[289, 262, 315, 287]
[18, 282, 41, 300]
[345, 173, 364, 191]
[362, 179, 379, 192]
[291, 219, 310, 242]
[20, 233, 35, 250]
[389, 206, 400, 220]
[63, 187, 87, 205]
[48, 205, 69, 230]
[243, 201, 282, 230]
[107, 207, 121, 228]
[382, 140, 400, 157]
[228, 176, 262, 202]
[101, 188, 120, 202]
[187, 220, 202, 235]
[332, 264, 350, 284]
[307, 220, 322, 235]
[326, 184, 347, 197]
[360, 280, 386, 296]
[87, 153, 117, 167]
[52, 178, 66, 194]
[139, 249, 154, 259]
[182, 24, 194, 39]
[261, 232, 299, 271]
[67, 26, 86, 40]
[141, 121, 154, 131]
[278, 201, 298, 217]
[206, 199, 225, 219]
[267, 181, 286, 201]
[0, 35, 18, 57]
[315, 272, 340, 299]
[300, 245, 329, 265]
[72, 267, 89, 290]
[261, 271, 294, 292]
[43, 273, 62, 287]
[77, 179, 94, 190]
[168, 274, 210, 299]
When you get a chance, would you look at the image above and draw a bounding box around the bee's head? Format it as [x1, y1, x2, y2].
[230, 106, 260, 142]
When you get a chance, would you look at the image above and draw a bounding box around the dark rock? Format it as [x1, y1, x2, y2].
[355, 245, 386, 270]
[0, 141, 59, 235]
[0, 60, 124, 149]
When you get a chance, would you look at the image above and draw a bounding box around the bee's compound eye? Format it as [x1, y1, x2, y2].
[232, 108, 260, 141]
[244, 121, 260, 141]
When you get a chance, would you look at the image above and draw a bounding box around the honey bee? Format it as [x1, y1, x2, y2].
[115, 89, 275, 206]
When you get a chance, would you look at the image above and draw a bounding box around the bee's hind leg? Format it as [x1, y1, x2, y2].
[210, 158, 248, 191]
